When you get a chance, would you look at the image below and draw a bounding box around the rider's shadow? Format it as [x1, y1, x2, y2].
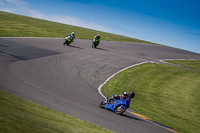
[67, 45, 84, 49]
[95, 47, 109, 51]
[120, 113, 142, 121]
[103, 108, 142, 121]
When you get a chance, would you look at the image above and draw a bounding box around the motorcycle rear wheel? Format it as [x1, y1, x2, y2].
[114, 105, 127, 114]
[92, 43, 97, 48]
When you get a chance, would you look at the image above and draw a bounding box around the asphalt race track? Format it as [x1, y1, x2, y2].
[0, 38, 200, 133]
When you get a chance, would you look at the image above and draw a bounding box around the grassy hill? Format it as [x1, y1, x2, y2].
[0, 11, 159, 45]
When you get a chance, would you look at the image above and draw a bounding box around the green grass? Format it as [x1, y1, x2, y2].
[102, 62, 200, 133]
[0, 90, 114, 133]
[166, 60, 200, 70]
[0, 11, 159, 45]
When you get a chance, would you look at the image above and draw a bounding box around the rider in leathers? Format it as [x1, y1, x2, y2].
[107, 92, 134, 104]
[94, 34, 100, 44]
[70, 32, 75, 42]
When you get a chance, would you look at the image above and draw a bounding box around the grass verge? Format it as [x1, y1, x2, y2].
[166, 60, 200, 70]
[0, 90, 114, 133]
[102, 62, 200, 133]
[0, 11, 159, 45]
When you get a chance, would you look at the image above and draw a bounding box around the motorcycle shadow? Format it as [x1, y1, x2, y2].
[104, 109, 142, 121]
[120, 113, 142, 121]
[95, 47, 109, 51]
[67, 45, 84, 49]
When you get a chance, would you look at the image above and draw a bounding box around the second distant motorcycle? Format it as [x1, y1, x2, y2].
[92, 38, 100, 48]
[63, 34, 73, 46]
[92, 34, 100, 48]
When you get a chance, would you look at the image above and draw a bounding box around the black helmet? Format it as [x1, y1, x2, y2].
[129, 91, 135, 98]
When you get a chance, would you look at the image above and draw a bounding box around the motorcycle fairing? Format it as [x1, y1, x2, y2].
[105, 98, 130, 111]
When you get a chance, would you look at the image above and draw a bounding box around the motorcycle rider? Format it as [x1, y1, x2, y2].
[70, 32, 75, 42]
[65, 33, 71, 38]
[107, 91, 135, 103]
[121, 92, 129, 99]
[65, 32, 75, 40]
[94, 34, 100, 40]
[93, 34, 100, 44]
[107, 95, 120, 104]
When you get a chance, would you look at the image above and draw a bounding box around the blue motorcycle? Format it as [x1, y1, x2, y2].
[99, 91, 135, 114]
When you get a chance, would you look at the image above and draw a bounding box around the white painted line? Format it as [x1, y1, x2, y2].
[97, 61, 180, 133]
[97, 59, 200, 133]
[98, 61, 153, 98]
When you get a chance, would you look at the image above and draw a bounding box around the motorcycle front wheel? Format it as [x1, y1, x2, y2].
[92, 43, 97, 48]
[99, 101, 106, 108]
[63, 40, 70, 46]
[63, 40, 67, 45]
[114, 105, 127, 114]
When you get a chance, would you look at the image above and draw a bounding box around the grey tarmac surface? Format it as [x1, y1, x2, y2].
[0, 38, 200, 133]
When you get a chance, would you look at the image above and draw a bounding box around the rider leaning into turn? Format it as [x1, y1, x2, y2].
[107, 91, 135, 103]
[71, 32, 75, 39]
[65, 34, 72, 39]
[65, 32, 75, 38]
[94, 34, 101, 42]
[70, 32, 75, 42]
[121, 92, 129, 99]
[65, 32, 75, 43]
[94, 34, 100, 39]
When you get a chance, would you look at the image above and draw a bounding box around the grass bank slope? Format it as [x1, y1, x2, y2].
[0, 90, 114, 133]
[0, 11, 159, 45]
[102, 61, 200, 133]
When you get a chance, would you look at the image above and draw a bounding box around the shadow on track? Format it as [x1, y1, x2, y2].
[95, 47, 109, 51]
[120, 113, 142, 121]
[67, 45, 84, 49]
[101, 108, 142, 121]
[0, 51, 28, 60]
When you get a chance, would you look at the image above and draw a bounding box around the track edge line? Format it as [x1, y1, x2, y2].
[97, 59, 200, 133]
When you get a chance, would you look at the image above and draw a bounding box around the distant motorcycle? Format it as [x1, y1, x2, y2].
[63, 35, 73, 46]
[99, 92, 135, 114]
[92, 38, 100, 48]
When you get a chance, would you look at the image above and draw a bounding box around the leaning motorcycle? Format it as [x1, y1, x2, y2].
[92, 39, 100, 48]
[99, 92, 135, 114]
[63, 35, 72, 46]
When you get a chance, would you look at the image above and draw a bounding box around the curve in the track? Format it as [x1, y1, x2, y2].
[0, 37, 200, 133]
[98, 59, 200, 133]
